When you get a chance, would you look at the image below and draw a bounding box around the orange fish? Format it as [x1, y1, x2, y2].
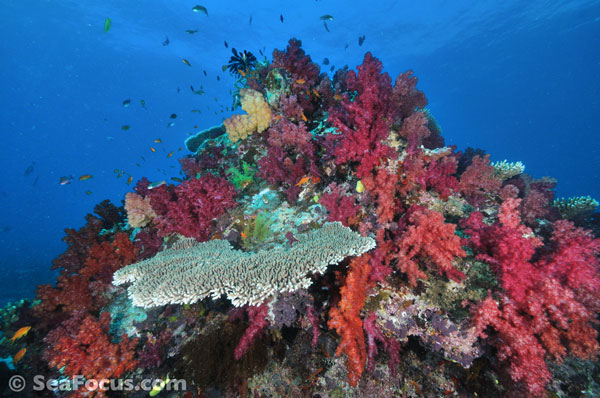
[237, 69, 246, 77]
[167, 151, 174, 158]
[13, 348, 26, 363]
[79, 174, 93, 181]
[295, 78, 306, 84]
[182, 59, 192, 66]
[301, 112, 307, 122]
[274, 114, 281, 121]
[240, 232, 247, 239]
[311, 176, 320, 184]
[295, 176, 310, 186]
[10, 326, 31, 342]
[333, 94, 342, 101]
[150, 147, 156, 152]
[127, 176, 133, 185]
[312, 88, 320, 98]
[154, 139, 162, 143]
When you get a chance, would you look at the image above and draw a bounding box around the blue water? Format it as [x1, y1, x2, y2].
[1, 0, 599, 305]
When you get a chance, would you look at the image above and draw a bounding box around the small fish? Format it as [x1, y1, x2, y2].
[104, 18, 111, 33]
[171, 177, 183, 183]
[221, 65, 229, 72]
[217, 75, 220, 81]
[122, 98, 131, 107]
[24, 162, 35, 177]
[167, 122, 175, 127]
[10, 326, 31, 342]
[140, 99, 147, 109]
[150, 147, 156, 152]
[148, 180, 167, 190]
[322, 57, 330, 65]
[85, 190, 92, 195]
[224, 40, 228, 48]
[167, 151, 174, 158]
[311, 176, 320, 184]
[320, 14, 334, 21]
[170, 113, 177, 119]
[121, 125, 130, 131]
[295, 176, 310, 186]
[301, 112, 308, 122]
[178, 147, 183, 151]
[127, 175, 133, 185]
[240, 232, 247, 239]
[333, 94, 342, 101]
[330, 65, 335, 72]
[237, 69, 246, 77]
[162, 36, 170, 46]
[186, 29, 198, 34]
[356, 180, 365, 193]
[259, 49, 264, 56]
[79, 174, 93, 181]
[182, 59, 192, 67]
[249, 15, 253, 25]
[323, 22, 330, 32]
[358, 35, 366, 46]
[344, 43, 349, 50]
[154, 138, 162, 143]
[13, 348, 26, 363]
[116, 170, 125, 178]
[203, 70, 207, 76]
[295, 78, 306, 84]
[192, 5, 208, 15]
[59, 176, 73, 185]
[280, 14, 284, 23]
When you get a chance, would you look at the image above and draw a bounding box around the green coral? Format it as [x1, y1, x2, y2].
[552, 195, 598, 220]
[227, 161, 256, 189]
[242, 212, 275, 249]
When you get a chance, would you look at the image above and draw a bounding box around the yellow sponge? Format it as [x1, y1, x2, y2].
[224, 89, 272, 142]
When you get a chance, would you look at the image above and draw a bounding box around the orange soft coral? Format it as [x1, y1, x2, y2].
[328, 254, 373, 386]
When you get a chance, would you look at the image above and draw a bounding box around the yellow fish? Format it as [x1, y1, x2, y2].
[127, 176, 133, 185]
[356, 180, 365, 193]
[13, 348, 26, 363]
[150, 147, 156, 152]
[182, 59, 191, 67]
[154, 139, 162, 143]
[79, 174, 93, 181]
[10, 326, 31, 342]
[295, 78, 306, 84]
[167, 151, 174, 158]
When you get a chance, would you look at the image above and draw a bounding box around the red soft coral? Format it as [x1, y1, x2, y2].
[328, 254, 373, 386]
[44, 311, 138, 397]
[395, 208, 466, 286]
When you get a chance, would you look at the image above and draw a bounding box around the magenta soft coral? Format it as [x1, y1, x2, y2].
[327, 52, 396, 180]
[319, 183, 360, 226]
[152, 174, 237, 241]
[232, 303, 270, 360]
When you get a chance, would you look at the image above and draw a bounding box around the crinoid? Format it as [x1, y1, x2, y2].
[227, 48, 257, 77]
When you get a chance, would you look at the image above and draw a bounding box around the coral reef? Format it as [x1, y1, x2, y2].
[9, 39, 599, 398]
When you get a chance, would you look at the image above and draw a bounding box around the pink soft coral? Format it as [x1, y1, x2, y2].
[464, 200, 600, 396]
